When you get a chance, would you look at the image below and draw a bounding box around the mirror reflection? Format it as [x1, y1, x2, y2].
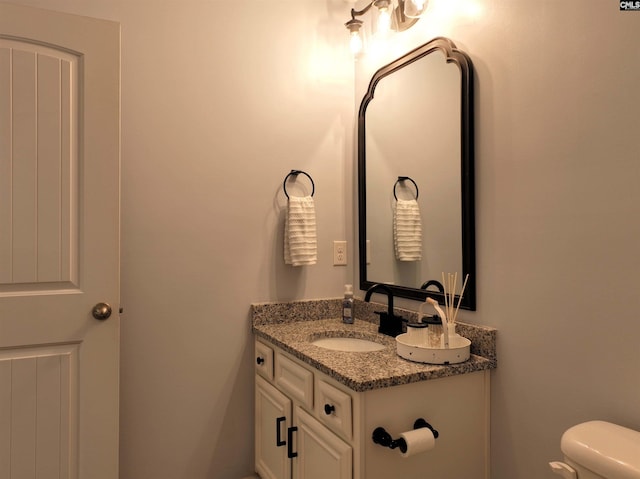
[358, 37, 476, 309]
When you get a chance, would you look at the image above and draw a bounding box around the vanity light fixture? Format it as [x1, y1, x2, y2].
[345, 0, 428, 56]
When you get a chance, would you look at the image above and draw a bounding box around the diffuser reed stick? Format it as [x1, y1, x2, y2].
[441, 272, 450, 322]
[453, 274, 470, 323]
[441, 272, 469, 326]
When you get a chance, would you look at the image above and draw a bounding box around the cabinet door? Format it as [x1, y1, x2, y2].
[256, 376, 292, 479]
[293, 406, 352, 479]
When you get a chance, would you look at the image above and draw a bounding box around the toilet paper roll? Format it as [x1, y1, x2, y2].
[399, 427, 436, 458]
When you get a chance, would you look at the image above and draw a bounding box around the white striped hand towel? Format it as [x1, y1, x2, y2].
[393, 198, 422, 261]
[284, 195, 317, 266]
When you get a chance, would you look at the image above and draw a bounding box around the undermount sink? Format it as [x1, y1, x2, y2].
[311, 337, 386, 352]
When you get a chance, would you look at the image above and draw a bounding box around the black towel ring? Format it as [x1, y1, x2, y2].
[393, 176, 419, 200]
[420, 279, 445, 293]
[283, 170, 315, 199]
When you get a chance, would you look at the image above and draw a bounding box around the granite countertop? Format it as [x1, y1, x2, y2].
[251, 299, 497, 393]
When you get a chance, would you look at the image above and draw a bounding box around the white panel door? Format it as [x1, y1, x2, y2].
[0, 3, 120, 479]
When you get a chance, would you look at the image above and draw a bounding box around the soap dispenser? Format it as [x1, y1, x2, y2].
[342, 284, 354, 324]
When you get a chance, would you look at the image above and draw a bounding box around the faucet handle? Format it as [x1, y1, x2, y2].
[375, 311, 404, 337]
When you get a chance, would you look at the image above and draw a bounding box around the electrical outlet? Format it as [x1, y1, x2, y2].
[333, 240, 347, 266]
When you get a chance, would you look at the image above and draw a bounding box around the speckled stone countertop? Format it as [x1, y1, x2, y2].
[251, 298, 497, 393]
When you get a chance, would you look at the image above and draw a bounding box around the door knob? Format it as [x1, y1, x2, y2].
[92, 302, 112, 320]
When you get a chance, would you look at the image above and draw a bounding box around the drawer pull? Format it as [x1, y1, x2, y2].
[287, 426, 298, 458]
[324, 404, 335, 415]
[256, 357, 265, 365]
[276, 416, 286, 447]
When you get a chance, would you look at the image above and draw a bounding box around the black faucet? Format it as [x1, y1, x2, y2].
[364, 284, 404, 337]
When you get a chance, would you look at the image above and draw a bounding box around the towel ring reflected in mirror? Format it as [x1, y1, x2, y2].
[393, 176, 419, 201]
[283, 169, 315, 199]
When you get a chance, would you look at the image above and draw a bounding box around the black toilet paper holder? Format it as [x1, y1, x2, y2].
[372, 418, 439, 454]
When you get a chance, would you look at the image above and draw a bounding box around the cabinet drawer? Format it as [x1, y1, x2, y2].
[316, 379, 353, 440]
[275, 353, 314, 409]
[255, 341, 274, 381]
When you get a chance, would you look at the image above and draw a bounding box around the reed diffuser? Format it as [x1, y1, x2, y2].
[399, 272, 473, 364]
[442, 272, 469, 325]
[442, 272, 469, 345]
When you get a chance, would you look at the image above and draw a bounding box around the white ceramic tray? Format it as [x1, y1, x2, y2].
[396, 333, 471, 365]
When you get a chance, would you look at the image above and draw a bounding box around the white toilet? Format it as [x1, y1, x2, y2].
[550, 420, 640, 479]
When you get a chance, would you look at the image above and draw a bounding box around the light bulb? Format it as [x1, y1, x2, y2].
[350, 30, 363, 56]
[345, 18, 364, 58]
[376, 6, 392, 37]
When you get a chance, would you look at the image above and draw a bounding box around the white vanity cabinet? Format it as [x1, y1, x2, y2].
[255, 343, 351, 479]
[254, 338, 490, 479]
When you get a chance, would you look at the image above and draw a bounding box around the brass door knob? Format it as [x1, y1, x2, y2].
[92, 302, 112, 320]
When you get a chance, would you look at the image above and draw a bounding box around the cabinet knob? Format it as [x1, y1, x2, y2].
[256, 357, 265, 365]
[324, 404, 335, 415]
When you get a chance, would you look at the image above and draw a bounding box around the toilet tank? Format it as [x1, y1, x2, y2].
[561, 421, 640, 479]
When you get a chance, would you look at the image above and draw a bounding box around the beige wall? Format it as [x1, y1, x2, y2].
[6, 0, 640, 478]
[115, 2, 353, 478]
[117, 4, 353, 478]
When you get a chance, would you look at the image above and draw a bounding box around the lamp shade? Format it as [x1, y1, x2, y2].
[403, 0, 428, 18]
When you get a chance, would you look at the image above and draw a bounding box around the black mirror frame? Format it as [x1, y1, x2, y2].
[357, 37, 476, 310]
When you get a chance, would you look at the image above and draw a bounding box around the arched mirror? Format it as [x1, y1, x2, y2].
[358, 37, 476, 310]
